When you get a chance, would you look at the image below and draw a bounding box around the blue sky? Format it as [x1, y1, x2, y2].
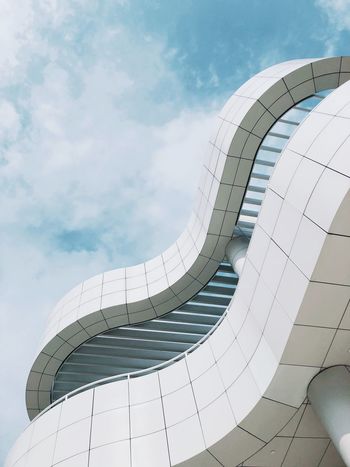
[1, 0, 350, 463]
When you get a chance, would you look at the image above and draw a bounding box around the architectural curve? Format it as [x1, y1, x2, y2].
[6, 57, 350, 467]
[26, 56, 350, 418]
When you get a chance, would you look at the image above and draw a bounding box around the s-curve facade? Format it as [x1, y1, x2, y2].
[6, 57, 350, 467]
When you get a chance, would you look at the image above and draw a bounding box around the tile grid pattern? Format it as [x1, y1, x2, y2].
[7, 57, 350, 467]
[26, 56, 350, 417]
[51, 261, 238, 401]
[55, 87, 329, 403]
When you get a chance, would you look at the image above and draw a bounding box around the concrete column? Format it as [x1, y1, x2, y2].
[308, 366, 350, 466]
[225, 236, 249, 277]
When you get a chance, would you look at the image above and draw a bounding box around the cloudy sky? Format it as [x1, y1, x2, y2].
[1, 0, 350, 462]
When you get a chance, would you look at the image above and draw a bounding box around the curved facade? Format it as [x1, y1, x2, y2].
[6, 57, 350, 467]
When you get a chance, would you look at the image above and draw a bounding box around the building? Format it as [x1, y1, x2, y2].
[5, 56, 350, 467]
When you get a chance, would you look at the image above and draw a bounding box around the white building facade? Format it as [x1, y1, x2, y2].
[6, 56, 350, 467]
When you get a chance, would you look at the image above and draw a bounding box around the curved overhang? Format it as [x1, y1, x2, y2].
[25, 56, 350, 422]
[49, 90, 330, 401]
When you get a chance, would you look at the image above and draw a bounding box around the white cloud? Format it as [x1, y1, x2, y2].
[316, 0, 350, 30]
[315, 0, 350, 54]
[0, 2, 221, 462]
[0, 100, 20, 141]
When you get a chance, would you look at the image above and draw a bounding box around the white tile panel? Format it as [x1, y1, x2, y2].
[54, 418, 91, 464]
[217, 340, 247, 390]
[91, 407, 129, 447]
[102, 279, 125, 295]
[163, 384, 197, 427]
[285, 158, 324, 213]
[126, 274, 147, 289]
[328, 135, 350, 178]
[237, 313, 262, 361]
[249, 277, 274, 330]
[129, 372, 160, 405]
[55, 452, 90, 467]
[290, 216, 327, 279]
[59, 389, 93, 429]
[159, 359, 190, 396]
[256, 189, 282, 237]
[226, 293, 249, 336]
[104, 267, 125, 282]
[249, 337, 278, 394]
[83, 274, 103, 291]
[31, 402, 61, 446]
[6, 425, 34, 466]
[307, 115, 350, 166]
[192, 365, 225, 411]
[235, 258, 259, 308]
[272, 199, 302, 255]
[80, 286, 102, 304]
[126, 286, 148, 303]
[276, 260, 309, 322]
[186, 342, 215, 381]
[126, 263, 146, 277]
[26, 434, 56, 467]
[260, 240, 287, 296]
[316, 82, 350, 115]
[209, 319, 235, 360]
[144, 255, 163, 273]
[130, 398, 164, 438]
[89, 441, 131, 467]
[167, 415, 205, 466]
[93, 379, 129, 414]
[246, 225, 270, 273]
[306, 169, 350, 234]
[131, 430, 170, 467]
[227, 367, 260, 424]
[287, 112, 332, 156]
[200, 393, 236, 446]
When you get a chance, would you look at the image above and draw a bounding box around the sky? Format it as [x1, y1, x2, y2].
[1, 0, 350, 463]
